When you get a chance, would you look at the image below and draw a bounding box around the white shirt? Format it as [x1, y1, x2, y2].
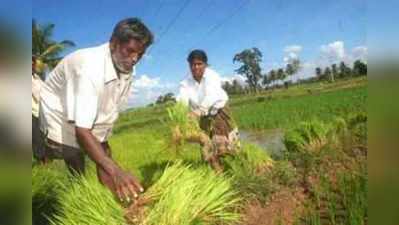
[39, 43, 134, 148]
[177, 67, 228, 116]
[32, 73, 44, 118]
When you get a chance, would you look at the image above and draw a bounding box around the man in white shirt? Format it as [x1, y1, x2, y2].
[39, 18, 153, 202]
[177, 50, 240, 172]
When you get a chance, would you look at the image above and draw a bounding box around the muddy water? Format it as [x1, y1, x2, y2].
[239, 128, 286, 157]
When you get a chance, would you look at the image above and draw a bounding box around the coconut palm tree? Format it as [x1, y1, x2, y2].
[32, 19, 75, 79]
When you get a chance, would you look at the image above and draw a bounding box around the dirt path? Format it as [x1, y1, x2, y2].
[242, 187, 306, 225]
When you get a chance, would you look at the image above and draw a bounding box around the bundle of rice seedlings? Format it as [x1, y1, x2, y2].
[32, 163, 69, 224]
[284, 120, 332, 154]
[223, 144, 276, 203]
[49, 163, 240, 225]
[347, 112, 367, 129]
[32, 163, 68, 203]
[127, 161, 241, 225]
[49, 174, 126, 225]
[242, 143, 274, 171]
[166, 103, 203, 147]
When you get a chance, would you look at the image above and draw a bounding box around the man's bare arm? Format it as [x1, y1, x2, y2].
[75, 127, 143, 200]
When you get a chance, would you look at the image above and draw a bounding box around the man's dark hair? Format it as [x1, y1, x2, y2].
[187, 49, 208, 64]
[111, 17, 154, 48]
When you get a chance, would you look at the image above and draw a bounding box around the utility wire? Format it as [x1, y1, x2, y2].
[190, 0, 252, 49]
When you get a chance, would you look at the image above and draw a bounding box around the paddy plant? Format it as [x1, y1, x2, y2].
[50, 173, 126, 225]
[50, 161, 241, 225]
[233, 86, 367, 130]
[128, 161, 242, 225]
[166, 102, 204, 149]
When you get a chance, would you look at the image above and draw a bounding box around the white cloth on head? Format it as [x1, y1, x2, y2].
[177, 67, 228, 116]
[39, 42, 134, 148]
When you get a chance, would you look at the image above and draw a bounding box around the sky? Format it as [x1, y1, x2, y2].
[28, 0, 370, 108]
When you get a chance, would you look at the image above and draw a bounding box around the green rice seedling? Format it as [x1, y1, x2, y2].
[49, 173, 126, 225]
[284, 120, 332, 154]
[32, 162, 69, 225]
[223, 143, 276, 203]
[240, 143, 274, 172]
[232, 86, 366, 130]
[272, 160, 298, 187]
[32, 163, 68, 205]
[166, 102, 200, 135]
[166, 102, 203, 148]
[346, 112, 367, 147]
[142, 161, 189, 200]
[223, 143, 274, 178]
[347, 112, 367, 129]
[283, 120, 336, 187]
[126, 161, 241, 225]
[338, 172, 367, 225]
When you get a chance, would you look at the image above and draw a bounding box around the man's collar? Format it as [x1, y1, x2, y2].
[104, 42, 118, 83]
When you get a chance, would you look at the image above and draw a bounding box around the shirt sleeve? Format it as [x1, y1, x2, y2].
[176, 81, 190, 106]
[73, 75, 99, 129]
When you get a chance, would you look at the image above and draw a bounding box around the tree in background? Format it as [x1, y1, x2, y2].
[277, 68, 286, 82]
[223, 80, 244, 95]
[315, 67, 323, 80]
[233, 48, 263, 93]
[262, 71, 272, 88]
[156, 92, 176, 105]
[268, 69, 278, 88]
[32, 19, 75, 79]
[339, 61, 351, 78]
[222, 82, 232, 94]
[285, 59, 301, 77]
[231, 80, 244, 94]
[331, 63, 338, 81]
[353, 60, 367, 76]
[323, 67, 333, 82]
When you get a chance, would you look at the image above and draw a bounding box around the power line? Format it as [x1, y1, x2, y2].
[158, 0, 192, 43]
[191, 0, 252, 49]
[152, 0, 165, 21]
[179, 0, 214, 34]
[196, 0, 214, 19]
[147, 0, 192, 55]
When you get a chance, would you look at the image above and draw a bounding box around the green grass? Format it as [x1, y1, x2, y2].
[229, 76, 366, 106]
[233, 86, 366, 130]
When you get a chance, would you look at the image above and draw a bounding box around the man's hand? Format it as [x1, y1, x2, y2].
[75, 127, 144, 203]
[188, 111, 200, 120]
[109, 165, 144, 202]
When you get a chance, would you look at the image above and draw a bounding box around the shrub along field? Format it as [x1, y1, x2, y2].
[32, 77, 367, 225]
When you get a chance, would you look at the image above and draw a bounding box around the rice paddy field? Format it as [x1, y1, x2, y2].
[32, 77, 367, 225]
